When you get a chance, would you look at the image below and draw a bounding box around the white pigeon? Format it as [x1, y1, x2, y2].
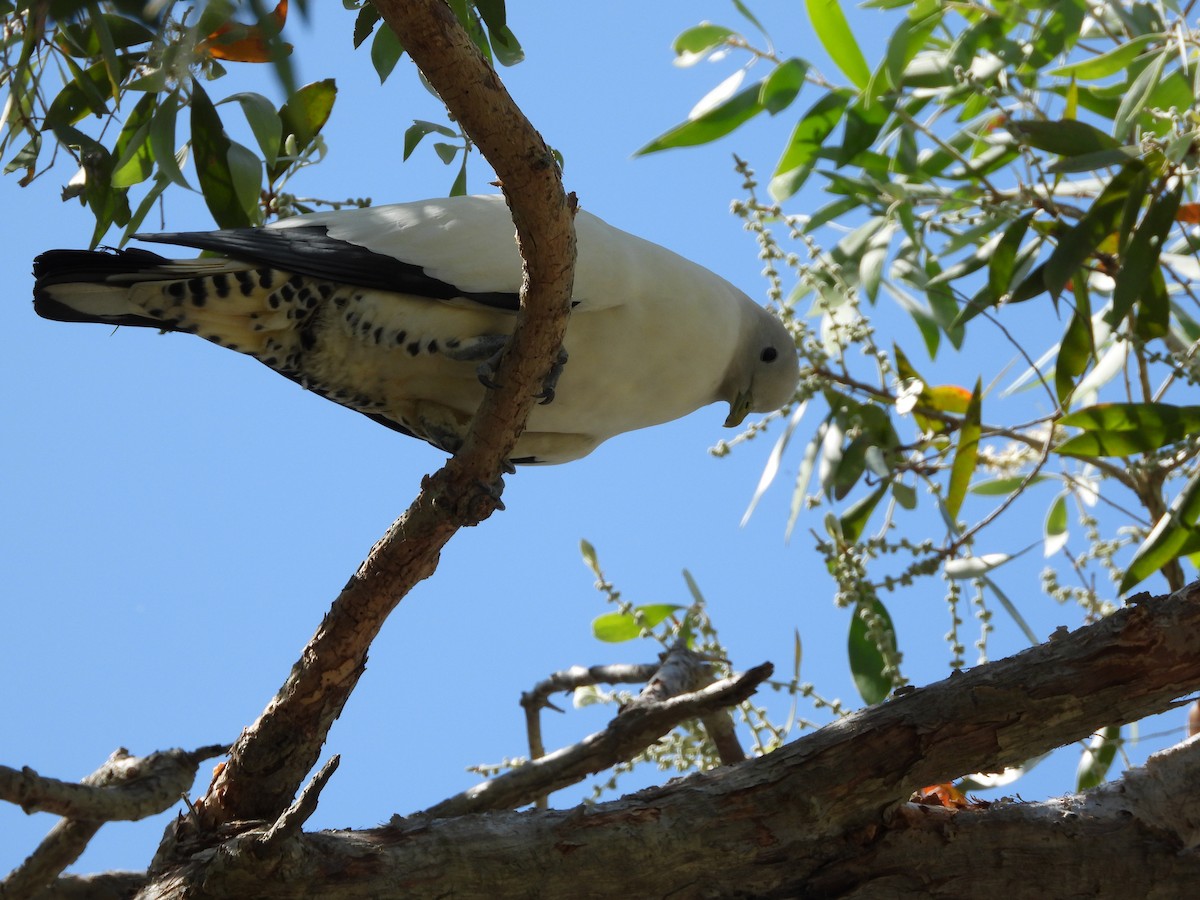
[32, 195, 799, 464]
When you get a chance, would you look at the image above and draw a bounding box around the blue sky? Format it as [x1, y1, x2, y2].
[1, 1, 1189, 876]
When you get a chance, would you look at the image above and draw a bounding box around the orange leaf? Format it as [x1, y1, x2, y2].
[1177, 203, 1200, 224]
[199, 0, 291, 63]
[911, 783, 969, 809]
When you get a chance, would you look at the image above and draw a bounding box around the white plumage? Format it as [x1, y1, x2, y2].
[33, 195, 798, 463]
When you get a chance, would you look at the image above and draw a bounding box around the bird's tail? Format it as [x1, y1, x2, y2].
[31, 247, 322, 365]
[33, 248, 191, 329]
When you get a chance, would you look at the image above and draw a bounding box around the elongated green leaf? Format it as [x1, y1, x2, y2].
[1114, 49, 1166, 141]
[148, 93, 189, 188]
[971, 475, 1048, 496]
[848, 598, 897, 704]
[1057, 402, 1200, 457]
[110, 92, 156, 188]
[1109, 183, 1182, 328]
[44, 56, 132, 128]
[371, 22, 404, 84]
[946, 379, 982, 522]
[1049, 35, 1157, 80]
[636, 82, 764, 154]
[988, 212, 1033, 301]
[760, 57, 808, 114]
[223, 92, 282, 169]
[1076, 726, 1121, 791]
[1044, 493, 1069, 557]
[1120, 468, 1200, 593]
[1044, 161, 1145, 298]
[1008, 119, 1121, 157]
[885, 8, 942, 88]
[353, 2, 381, 48]
[1056, 286, 1094, 406]
[840, 482, 889, 543]
[806, 0, 870, 89]
[191, 83, 252, 229]
[769, 90, 851, 200]
[592, 604, 684, 642]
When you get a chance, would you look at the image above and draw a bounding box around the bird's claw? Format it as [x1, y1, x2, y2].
[535, 349, 569, 405]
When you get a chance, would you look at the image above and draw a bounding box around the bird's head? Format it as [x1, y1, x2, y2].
[723, 311, 799, 427]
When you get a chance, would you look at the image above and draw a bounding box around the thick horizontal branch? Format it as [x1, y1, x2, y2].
[419, 661, 773, 818]
[141, 586, 1200, 897]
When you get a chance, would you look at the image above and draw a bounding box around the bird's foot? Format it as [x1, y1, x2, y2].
[534, 348, 569, 405]
[447, 334, 567, 404]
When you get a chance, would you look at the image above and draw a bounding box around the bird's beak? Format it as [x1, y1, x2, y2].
[724, 390, 753, 428]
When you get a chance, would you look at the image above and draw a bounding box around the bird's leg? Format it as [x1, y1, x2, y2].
[443, 333, 509, 389]
[444, 334, 568, 405]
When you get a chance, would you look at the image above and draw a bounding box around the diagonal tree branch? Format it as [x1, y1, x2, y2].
[419, 661, 774, 818]
[192, 0, 576, 831]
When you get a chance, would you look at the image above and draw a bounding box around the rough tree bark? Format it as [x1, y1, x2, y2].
[42, 584, 1200, 898]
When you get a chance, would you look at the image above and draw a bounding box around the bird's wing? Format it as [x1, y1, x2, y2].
[133, 224, 522, 312]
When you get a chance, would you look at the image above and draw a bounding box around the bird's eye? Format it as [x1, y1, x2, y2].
[760, 347, 779, 363]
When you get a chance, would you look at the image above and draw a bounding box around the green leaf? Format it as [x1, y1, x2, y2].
[987, 212, 1033, 302]
[449, 156, 468, 196]
[190, 82, 252, 229]
[1109, 183, 1182, 329]
[44, 56, 131, 128]
[270, 79, 337, 182]
[840, 482, 889, 543]
[1044, 493, 1069, 557]
[353, 2, 381, 48]
[121, 173, 170, 244]
[1076, 726, 1121, 791]
[370, 23, 404, 84]
[226, 140, 264, 226]
[971, 475, 1048, 495]
[474, 0, 508, 32]
[806, 0, 870, 89]
[759, 57, 808, 115]
[1114, 48, 1167, 141]
[1057, 402, 1200, 457]
[1056, 283, 1094, 406]
[1044, 161, 1146, 299]
[592, 604, 684, 643]
[1121, 468, 1200, 593]
[839, 96, 889, 164]
[769, 90, 851, 200]
[1008, 119, 1121, 157]
[885, 8, 942, 88]
[222, 92, 283, 169]
[404, 119, 457, 160]
[109, 92, 156, 188]
[672, 23, 736, 66]
[636, 82, 764, 154]
[946, 379, 982, 522]
[486, 21, 524, 66]
[148, 93, 189, 188]
[1049, 34, 1158, 80]
[848, 598, 897, 705]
